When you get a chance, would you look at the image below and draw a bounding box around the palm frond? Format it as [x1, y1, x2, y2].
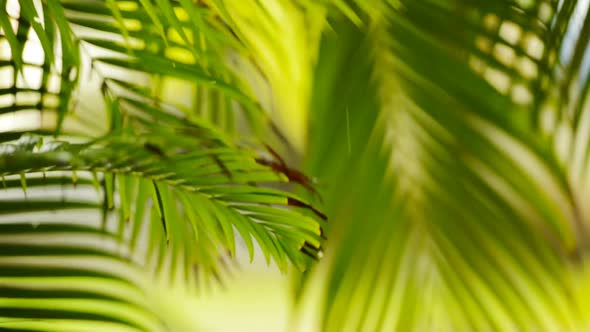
[0, 168, 172, 332]
[0, 122, 325, 330]
[211, 0, 328, 152]
[302, 0, 590, 331]
[1, 123, 326, 268]
[0, 0, 81, 135]
[0, 0, 329, 321]
[0, 0, 328, 265]
[59, 0, 282, 140]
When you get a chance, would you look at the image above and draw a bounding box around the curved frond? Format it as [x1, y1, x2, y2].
[0, 126, 325, 330]
[0, 0, 332, 331]
[303, 1, 590, 331]
[0, 170, 172, 332]
[1, 125, 326, 270]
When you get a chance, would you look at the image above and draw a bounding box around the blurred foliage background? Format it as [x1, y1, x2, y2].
[2, 0, 590, 331]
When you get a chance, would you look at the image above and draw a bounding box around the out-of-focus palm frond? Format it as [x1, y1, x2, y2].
[303, 0, 590, 331]
[0, 165, 181, 332]
[0, 0, 81, 135]
[211, 0, 328, 152]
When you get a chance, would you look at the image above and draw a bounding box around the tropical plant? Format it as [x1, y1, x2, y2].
[1, 0, 590, 331]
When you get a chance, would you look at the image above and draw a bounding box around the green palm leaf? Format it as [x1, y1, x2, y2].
[0, 129, 324, 329]
[0, 0, 326, 330]
[302, 0, 590, 331]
